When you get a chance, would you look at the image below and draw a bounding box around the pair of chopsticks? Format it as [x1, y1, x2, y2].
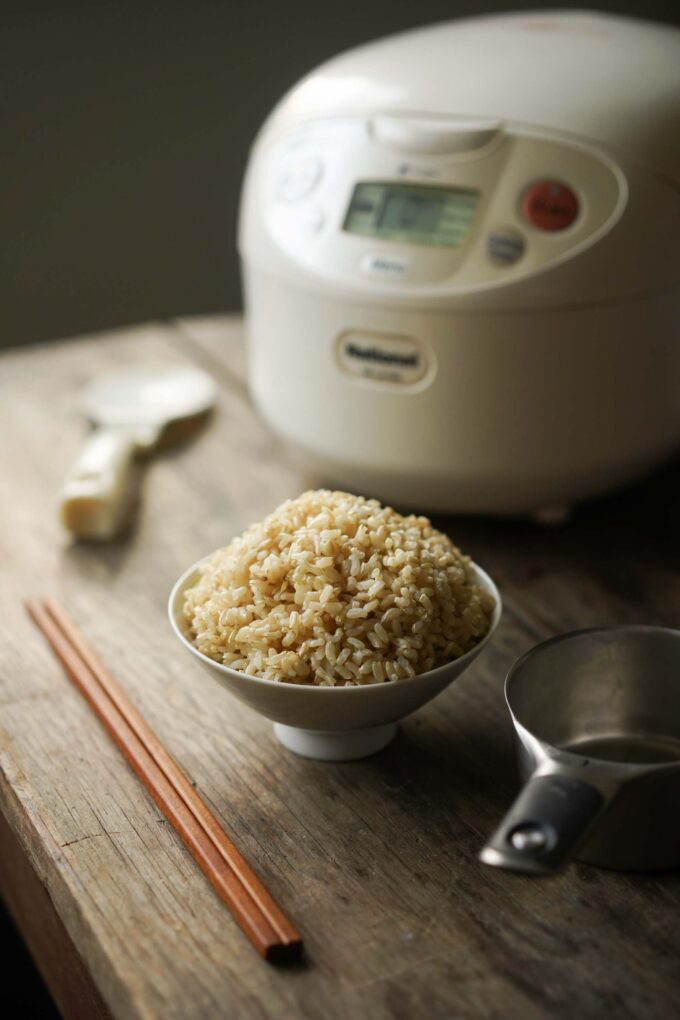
[26, 599, 302, 964]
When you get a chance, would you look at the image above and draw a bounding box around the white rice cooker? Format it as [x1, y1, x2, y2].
[239, 11, 680, 517]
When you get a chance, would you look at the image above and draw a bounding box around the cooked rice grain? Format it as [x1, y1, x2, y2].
[183, 490, 495, 686]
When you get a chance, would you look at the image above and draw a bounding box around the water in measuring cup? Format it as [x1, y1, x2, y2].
[564, 733, 680, 765]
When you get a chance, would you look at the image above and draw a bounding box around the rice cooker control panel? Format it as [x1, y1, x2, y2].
[260, 119, 623, 291]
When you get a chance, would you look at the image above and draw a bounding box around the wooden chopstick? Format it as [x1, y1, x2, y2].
[42, 599, 298, 945]
[26, 598, 303, 964]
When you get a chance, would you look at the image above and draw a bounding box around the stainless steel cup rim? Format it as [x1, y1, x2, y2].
[505, 624, 680, 773]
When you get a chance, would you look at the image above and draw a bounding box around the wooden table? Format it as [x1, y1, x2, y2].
[1, 316, 679, 1020]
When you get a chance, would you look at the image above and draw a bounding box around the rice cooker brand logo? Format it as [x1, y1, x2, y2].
[337, 332, 431, 387]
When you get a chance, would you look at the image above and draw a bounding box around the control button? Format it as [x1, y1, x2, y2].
[278, 158, 323, 201]
[522, 180, 579, 231]
[360, 253, 411, 278]
[371, 116, 500, 155]
[301, 205, 326, 236]
[487, 228, 525, 265]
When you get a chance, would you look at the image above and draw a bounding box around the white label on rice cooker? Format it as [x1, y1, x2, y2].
[336, 331, 430, 386]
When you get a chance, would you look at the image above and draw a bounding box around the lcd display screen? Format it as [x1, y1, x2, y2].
[343, 182, 479, 248]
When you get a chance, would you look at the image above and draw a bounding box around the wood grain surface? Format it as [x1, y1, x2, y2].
[1, 316, 679, 1020]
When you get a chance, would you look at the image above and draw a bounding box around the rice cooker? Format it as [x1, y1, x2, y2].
[238, 11, 680, 517]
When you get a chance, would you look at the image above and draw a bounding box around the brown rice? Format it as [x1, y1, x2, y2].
[183, 490, 495, 686]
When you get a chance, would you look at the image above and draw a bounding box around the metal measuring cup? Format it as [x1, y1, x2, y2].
[480, 627, 680, 873]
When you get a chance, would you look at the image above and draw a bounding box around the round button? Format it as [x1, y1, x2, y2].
[278, 158, 323, 202]
[487, 228, 525, 266]
[522, 180, 579, 231]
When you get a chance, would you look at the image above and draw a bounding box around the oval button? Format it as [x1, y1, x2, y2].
[371, 116, 500, 155]
[522, 180, 579, 231]
[278, 158, 323, 201]
[359, 253, 411, 278]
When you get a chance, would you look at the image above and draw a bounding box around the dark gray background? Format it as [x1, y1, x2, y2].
[2, 1, 678, 348]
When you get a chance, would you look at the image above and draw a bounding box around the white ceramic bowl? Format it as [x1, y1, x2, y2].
[168, 559, 502, 761]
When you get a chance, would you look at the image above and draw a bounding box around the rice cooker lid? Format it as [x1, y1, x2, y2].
[268, 11, 680, 185]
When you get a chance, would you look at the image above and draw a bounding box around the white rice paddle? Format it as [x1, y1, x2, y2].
[60, 366, 217, 540]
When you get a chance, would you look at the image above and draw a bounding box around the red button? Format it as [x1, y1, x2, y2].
[522, 180, 579, 231]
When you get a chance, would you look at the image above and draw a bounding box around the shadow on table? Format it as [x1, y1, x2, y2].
[430, 451, 680, 561]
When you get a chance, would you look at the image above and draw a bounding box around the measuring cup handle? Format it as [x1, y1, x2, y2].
[60, 427, 139, 540]
[479, 771, 606, 874]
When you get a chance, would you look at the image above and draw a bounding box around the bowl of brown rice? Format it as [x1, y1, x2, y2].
[168, 490, 501, 760]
